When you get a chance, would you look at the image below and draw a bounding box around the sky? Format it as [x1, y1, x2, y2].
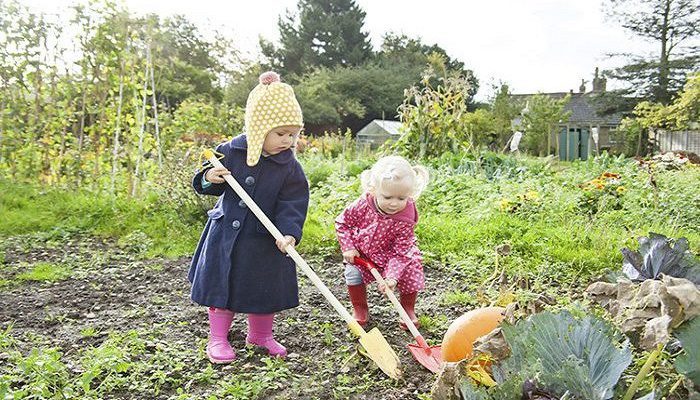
[23, 0, 661, 101]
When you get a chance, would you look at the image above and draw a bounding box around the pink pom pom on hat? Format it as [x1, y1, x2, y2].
[259, 71, 281, 85]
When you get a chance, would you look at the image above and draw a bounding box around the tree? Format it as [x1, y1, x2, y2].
[618, 72, 700, 155]
[604, 0, 699, 104]
[521, 94, 571, 156]
[293, 67, 366, 128]
[378, 33, 479, 101]
[260, 0, 373, 77]
[490, 83, 523, 149]
[663, 71, 700, 129]
[152, 15, 228, 108]
[237, 32, 479, 134]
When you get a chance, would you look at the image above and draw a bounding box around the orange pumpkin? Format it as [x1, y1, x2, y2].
[441, 306, 506, 362]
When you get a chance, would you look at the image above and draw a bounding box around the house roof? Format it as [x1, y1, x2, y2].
[512, 92, 624, 127]
[357, 119, 403, 136]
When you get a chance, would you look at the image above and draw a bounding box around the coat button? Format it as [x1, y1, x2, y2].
[231, 220, 240, 229]
[238, 199, 247, 208]
[245, 176, 255, 186]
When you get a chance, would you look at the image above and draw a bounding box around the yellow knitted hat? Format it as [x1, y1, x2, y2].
[244, 71, 304, 166]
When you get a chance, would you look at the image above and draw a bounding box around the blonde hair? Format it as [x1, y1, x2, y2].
[360, 156, 430, 199]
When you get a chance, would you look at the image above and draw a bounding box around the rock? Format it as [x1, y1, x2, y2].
[640, 315, 672, 349]
[662, 275, 700, 318]
[473, 327, 510, 361]
[430, 360, 465, 400]
[587, 275, 700, 350]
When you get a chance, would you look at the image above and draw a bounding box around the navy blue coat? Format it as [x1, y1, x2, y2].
[188, 134, 309, 313]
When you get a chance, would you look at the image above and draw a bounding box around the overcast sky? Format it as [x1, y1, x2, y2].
[23, 0, 662, 101]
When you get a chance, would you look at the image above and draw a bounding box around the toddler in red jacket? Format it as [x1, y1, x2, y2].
[335, 156, 429, 329]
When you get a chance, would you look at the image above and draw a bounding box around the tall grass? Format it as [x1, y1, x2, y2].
[0, 181, 203, 257]
[2, 152, 698, 276]
[300, 152, 700, 284]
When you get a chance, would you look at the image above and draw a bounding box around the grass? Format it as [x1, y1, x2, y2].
[0, 180, 203, 258]
[443, 290, 479, 307]
[300, 154, 699, 289]
[17, 262, 72, 283]
[4, 153, 696, 273]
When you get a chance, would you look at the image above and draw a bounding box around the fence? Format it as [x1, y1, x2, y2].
[656, 130, 700, 153]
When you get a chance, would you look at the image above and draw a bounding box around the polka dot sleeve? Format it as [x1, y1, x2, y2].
[335, 197, 364, 252]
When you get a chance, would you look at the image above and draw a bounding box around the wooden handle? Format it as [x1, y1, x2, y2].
[204, 151, 361, 334]
[354, 257, 424, 341]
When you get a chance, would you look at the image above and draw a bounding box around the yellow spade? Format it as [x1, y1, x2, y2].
[202, 150, 401, 379]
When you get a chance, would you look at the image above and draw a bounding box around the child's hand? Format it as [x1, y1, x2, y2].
[204, 166, 231, 184]
[276, 235, 296, 253]
[343, 249, 360, 264]
[378, 279, 397, 294]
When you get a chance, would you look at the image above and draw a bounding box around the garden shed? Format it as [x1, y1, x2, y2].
[512, 68, 624, 161]
[356, 119, 403, 150]
[556, 92, 624, 161]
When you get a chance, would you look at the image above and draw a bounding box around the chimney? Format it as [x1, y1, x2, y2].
[579, 79, 586, 93]
[592, 67, 607, 93]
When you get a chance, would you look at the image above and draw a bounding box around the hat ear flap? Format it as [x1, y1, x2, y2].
[246, 127, 265, 167]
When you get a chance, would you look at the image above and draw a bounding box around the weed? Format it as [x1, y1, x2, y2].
[443, 290, 479, 307]
[145, 263, 165, 272]
[17, 262, 72, 283]
[80, 326, 100, 338]
[418, 314, 449, 335]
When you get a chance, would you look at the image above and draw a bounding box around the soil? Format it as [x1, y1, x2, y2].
[0, 234, 474, 399]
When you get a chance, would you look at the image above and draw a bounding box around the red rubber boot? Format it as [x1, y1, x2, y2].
[399, 292, 420, 330]
[347, 284, 369, 327]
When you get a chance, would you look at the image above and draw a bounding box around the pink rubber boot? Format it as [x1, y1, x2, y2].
[246, 313, 287, 357]
[206, 307, 236, 364]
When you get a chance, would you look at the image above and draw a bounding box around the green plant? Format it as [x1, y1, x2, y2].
[17, 262, 72, 282]
[78, 330, 145, 394]
[320, 321, 335, 346]
[390, 67, 477, 158]
[417, 314, 449, 335]
[674, 317, 700, 386]
[578, 172, 626, 215]
[118, 230, 153, 256]
[216, 375, 266, 399]
[7, 348, 73, 398]
[621, 233, 700, 284]
[80, 326, 100, 338]
[457, 310, 633, 400]
[500, 310, 632, 399]
[498, 190, 541, 216]
[443, 290, 479, 307]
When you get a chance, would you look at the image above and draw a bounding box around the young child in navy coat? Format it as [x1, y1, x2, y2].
[189, 72, 309, 364]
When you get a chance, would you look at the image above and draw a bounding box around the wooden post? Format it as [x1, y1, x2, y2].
[148, 45, 162, 169]
[110, 61, 125, 196]
[132, 60, 150, 197]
